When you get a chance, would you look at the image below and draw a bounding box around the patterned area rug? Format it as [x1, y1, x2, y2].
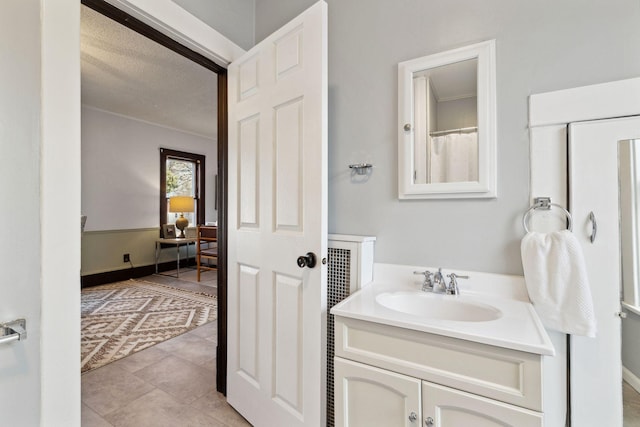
[81, 279, 217, 373]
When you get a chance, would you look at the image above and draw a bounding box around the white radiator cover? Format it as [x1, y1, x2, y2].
[326, 234, 375, 427]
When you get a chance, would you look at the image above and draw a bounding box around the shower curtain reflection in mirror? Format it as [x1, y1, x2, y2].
[429, 132, 478, 183]
[412, 68, 478, 185]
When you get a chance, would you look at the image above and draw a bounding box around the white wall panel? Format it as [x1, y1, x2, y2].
[274, 98, 304, 232]
[239, 114, 260, 228]
[273, 273, 303, 415]
[275, 25, 303, 79]
[238, 264, 260, 387]
[239, 54, 260, 100]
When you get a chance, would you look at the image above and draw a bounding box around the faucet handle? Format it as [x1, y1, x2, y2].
[446, 273, 469, 295]
[413, 270, 432, 276]
[413, 270, 433, 291]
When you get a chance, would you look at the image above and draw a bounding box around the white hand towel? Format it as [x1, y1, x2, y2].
[521, 230, 596, 337]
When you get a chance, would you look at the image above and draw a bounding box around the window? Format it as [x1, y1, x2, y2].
[160, 148, 206, 233]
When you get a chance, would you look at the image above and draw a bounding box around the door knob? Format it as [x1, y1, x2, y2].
[297, 252, 317, 268]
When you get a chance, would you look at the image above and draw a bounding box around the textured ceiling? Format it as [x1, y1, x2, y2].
[81, 5, 217, 139]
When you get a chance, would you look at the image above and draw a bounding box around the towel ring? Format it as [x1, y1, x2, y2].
[522, 198, 573, 233]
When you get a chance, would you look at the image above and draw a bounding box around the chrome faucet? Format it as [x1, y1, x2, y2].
[413, 270, 433, 292]
[432, 268, 446, 293]
[414, 268, 469, 295]
[445, 272, 469, 295]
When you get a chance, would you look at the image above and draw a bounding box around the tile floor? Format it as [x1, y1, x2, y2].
[81, 269, 251, 427]
[625, 381, 640, 426]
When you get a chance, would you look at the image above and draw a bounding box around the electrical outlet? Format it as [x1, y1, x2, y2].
[123, 253, 130, 263]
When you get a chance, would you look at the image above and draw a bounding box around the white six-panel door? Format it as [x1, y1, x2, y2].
[226, 2, 328, 426]
[569, 116, 640, 427]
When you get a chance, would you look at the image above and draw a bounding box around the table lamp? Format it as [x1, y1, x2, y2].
[169, 196, 195, 238]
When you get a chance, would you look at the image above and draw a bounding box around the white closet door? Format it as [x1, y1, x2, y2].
[568, 116, 640, 427]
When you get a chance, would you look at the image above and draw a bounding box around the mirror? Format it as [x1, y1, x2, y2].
[619, 139, 640, 309]
[618, 139, 640, 422]
[398, 40, 497, 199]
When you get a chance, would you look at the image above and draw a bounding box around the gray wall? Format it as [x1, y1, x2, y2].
[81, 107, 217, 276]
[255, 0, 640, 275]
[82, 107, 217, 232]
[623, 309, 640, 378]
[172, 0, 255, 50]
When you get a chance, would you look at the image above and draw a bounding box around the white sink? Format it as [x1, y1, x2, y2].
[375, 291, 502, 322]
[330, 266, 556, 356]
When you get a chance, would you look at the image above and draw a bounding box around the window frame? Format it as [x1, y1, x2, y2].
[160, 148, 206, 233]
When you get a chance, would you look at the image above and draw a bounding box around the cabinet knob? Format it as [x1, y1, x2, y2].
[425, 417, 434, 427]
[408, 411, 418, 422]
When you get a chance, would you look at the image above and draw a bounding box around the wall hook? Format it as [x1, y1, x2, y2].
[348, 163, 373, 175]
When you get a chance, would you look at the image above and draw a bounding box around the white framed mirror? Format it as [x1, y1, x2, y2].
[398, 40, 497, 199]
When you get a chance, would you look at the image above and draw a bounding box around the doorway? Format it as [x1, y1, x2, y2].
[80, 0, 228, 400]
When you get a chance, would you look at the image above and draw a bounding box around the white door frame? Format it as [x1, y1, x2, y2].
[41, 1, 244, 424]
[529, 77, 640, 426]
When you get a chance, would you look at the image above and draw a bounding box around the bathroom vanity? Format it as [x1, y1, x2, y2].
[331, 264, 558, 427]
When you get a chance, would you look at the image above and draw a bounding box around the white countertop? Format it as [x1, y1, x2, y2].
[331, 265, 555, 356]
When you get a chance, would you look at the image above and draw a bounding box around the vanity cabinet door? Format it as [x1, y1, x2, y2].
[334, 357, 422, 427]
[422, 381, 542, 427]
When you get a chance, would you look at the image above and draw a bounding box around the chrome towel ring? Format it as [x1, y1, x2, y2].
[523, 197, 573, 233]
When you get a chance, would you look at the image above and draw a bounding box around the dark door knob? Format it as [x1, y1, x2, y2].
[297, 252, 317, 269]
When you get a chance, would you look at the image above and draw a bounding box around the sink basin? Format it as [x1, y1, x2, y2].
[375, 291, 502, 322]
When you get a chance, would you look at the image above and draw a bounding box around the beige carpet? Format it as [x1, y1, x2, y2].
[81, 279, 217, 373]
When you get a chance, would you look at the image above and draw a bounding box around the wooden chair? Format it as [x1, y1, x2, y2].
[196, 225, 217, 282]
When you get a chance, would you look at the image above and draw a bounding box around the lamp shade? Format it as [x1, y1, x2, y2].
[169, 196, 195, 213]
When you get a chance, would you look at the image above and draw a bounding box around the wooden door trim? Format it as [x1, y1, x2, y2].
[216, 72, 228, 394]
[81, 0, 228, 393]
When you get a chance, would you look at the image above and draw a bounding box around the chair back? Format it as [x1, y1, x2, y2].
[199, 225, 217, 240]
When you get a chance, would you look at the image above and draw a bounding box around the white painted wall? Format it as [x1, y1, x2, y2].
[81, 106, 217, 231]
[255, 0, 640, 275]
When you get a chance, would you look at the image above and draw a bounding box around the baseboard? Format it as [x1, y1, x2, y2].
[623, 365, 640, 393]
[81, 259, 197, 288]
